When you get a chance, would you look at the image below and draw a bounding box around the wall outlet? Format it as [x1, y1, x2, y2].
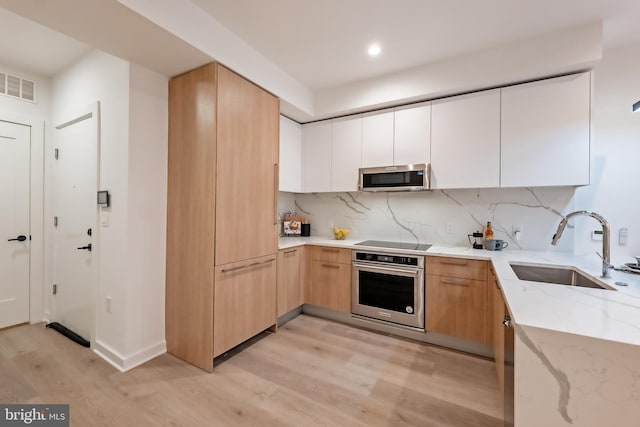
[513, 225, 522, 241]
[619, 227, 628, 246]
[446, 223, 455, 234]
[106, 296, 112, 313]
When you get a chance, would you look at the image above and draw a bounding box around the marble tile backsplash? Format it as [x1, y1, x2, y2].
[287, 187, 577, 252]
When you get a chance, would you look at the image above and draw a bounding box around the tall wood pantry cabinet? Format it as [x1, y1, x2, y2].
[166, 63, 279, 372]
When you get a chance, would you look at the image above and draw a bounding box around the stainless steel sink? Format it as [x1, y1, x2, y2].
[510, 263, 615, 291]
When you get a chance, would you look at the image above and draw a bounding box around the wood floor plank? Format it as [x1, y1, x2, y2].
[0, 315, 503, 426]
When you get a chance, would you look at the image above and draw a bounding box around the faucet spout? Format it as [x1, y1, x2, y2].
[551, 211, 611, 278]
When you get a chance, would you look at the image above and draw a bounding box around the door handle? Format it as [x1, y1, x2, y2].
[8, 235, 27, 242]
[77, 244, 92, 252]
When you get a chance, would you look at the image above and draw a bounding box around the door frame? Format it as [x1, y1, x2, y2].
[0, 112, 45, 325]
[48, 101, 100, 343]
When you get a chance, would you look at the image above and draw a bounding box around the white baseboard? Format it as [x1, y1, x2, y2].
[93, 339, 167, 372]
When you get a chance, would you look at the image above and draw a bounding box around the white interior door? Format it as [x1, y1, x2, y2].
[52, 110, 98, 343]
[0, 121, 30, 329]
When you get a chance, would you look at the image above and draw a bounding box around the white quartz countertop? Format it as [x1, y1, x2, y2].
[279, 237, 640, 347]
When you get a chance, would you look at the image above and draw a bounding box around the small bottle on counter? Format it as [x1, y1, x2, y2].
[484, 221, 494, 241]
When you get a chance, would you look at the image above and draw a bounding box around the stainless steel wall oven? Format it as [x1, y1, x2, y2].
[351, 250, 425, 330]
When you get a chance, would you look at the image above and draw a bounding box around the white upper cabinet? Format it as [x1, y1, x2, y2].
[394, 102, 431, 166]
[331, 115, 362, 192]
[431, 89, 501, 189]
[301, 121, 332, 192]
[361, 109, 394, 167]
[279, 115, 301, 192]
[500, 72, 591, 187]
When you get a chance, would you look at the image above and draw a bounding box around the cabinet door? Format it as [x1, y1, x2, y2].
[394, 102, 431, 166]
[279, 115, 301, 192]
[431, 89, 500, 189]
[277, 247, 303, 317]
[426, 275, 487, 343]
[215, 65, 279, 265]
[213, 254, 277, 357]
[492, 272, 506, 394]
[308, 260, 350, 313]
[361, 109, 394, 167]
[427, 256, 488, 280]
[501, 72, 590, 187]
[301, 121, 332, 192]
[331, 115, 362, 192]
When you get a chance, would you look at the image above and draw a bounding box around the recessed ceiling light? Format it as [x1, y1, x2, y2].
[368, 44, 381, 57]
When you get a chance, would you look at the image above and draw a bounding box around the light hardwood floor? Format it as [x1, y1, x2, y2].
[0, 315, 503, 426]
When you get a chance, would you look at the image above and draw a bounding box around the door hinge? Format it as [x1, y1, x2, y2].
[52, 284, 57, 295]
[54, 148, 59, 160]
[53, 216, 58, 227]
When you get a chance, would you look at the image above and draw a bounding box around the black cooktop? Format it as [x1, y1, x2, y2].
[355, 240, 432, 251]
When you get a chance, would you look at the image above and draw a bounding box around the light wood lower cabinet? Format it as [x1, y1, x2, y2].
[213, 255, 277, 358]
[305, 246, 351, 313]
[492, 268, 506, 394]
[426, 256, 489, 344]
[277, 247, 304, 317]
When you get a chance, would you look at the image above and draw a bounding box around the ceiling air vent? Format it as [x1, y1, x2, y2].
[0, 72, 37, 103]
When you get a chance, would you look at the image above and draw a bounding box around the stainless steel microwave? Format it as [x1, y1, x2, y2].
[358, 164, 430, 192]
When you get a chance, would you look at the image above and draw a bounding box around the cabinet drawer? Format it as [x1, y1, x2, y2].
[213, 254, 277, 357]
[309, 245, 351, 264]
[426, 275, 487, 343]
[427, 256, 488, 280]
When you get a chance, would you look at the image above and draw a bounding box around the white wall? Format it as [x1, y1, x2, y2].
[574, 44, 640, 265]
[124, 63, 168, 366]
[0, 63, 49, 324]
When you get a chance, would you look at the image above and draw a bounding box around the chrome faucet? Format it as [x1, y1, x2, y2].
[551, 211, 611, 278]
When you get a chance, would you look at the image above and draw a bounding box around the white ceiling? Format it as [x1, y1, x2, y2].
[0, 0, 639, 117]
[0, 8, 89, 76]
[192, 0, 640, 90]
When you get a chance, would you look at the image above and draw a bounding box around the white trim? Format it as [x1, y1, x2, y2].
[93, 339, 167, 372]
[53, 101, 98, 129]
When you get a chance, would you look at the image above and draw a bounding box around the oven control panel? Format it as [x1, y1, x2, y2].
[354, 251, 419, 266]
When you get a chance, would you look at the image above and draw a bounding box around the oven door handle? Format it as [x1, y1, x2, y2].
[352, 262, 421, 275]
